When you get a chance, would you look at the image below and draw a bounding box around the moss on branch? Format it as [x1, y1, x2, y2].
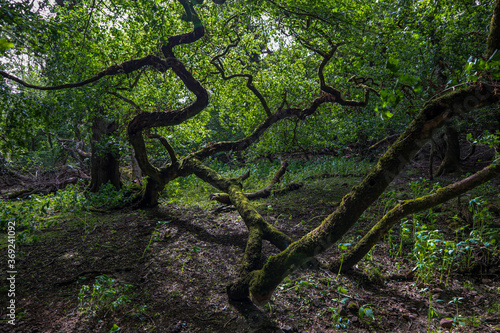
[328, 159, 500, 273]
[244, 82, 500, 304]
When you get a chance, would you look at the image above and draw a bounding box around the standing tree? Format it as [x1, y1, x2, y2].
[1, 0, 499, 330]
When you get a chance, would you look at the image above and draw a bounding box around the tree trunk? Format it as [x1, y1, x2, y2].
[136, 177, 164, 208]
[88, 115, 121, 192]
[435, 126, 461, 177]
[131, 153, 142, 181]
[486, 0, 500, 59]
[240, 83, 500, 305]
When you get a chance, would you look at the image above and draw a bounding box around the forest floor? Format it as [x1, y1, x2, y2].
[1, 154, 500, 333]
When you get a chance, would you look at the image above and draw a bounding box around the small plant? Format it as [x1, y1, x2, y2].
[395, 218, 412, 257]
[336, 242, 351, 279]
[78, 275, 133, 316]
[426, 292, 440, 332]
[181, 245, 201, 274]
[330, 285, 350, 331]
[411, 221, 442, 284]
[109, 324, 121, 332]
[358, 304, 375, 324]
[330, 308, 349, 331]
[133, 304, 148, 319]
[439, 240, 456, 285]
[85, 182, 134, 210]
[449, 297, 465, 326]
[294, 280, 310, 291]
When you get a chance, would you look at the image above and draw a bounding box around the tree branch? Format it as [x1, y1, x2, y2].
[147, 133, 178, 163]
[317, 44, 377, 107]
[182, 158, 294, 280]
[161, 0, 205, 57]
[107, 91, 142, 112]
[211, 40, 272, 117]
[210, 160, 291, 204]
[0, 55, 169, 90]
[192, 93, 334, 160]
[328, 158, 500, 273]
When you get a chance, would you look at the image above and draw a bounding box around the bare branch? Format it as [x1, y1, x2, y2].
[0, 55, 169, 91]
[211, 40, 272, 117]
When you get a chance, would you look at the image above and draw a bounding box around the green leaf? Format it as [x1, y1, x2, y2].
[381, 109, 394, 120]
[359, 308, 365, 321]
[386, 57, 400, 73]
[109, 324, 121, 332]
[364, 308, 375, 320]
[464, 62, 474, 75]
[399, 73, 418, 85]
[0, 39, 14, 53]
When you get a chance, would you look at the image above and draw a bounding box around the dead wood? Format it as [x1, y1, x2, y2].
[1, 167, 89, 199]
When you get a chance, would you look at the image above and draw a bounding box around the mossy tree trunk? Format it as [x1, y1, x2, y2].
[487, 0, 500, 59]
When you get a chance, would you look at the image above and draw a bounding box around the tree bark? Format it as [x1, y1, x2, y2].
[88, 115, 121, 192]
[131, 153, 142, 181]
[136, 178, 164, 208]
[486, 0, 500, 59]
[435, 126, 461, 177]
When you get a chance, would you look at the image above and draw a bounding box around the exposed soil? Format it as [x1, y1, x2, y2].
[1, 150, 500, 333]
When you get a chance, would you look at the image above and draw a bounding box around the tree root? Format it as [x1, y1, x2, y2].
[228, 298, 284, 333]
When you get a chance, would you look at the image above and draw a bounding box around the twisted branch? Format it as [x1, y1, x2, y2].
[0, 55, 169, 90]
[211, 39, 272, 116]
[328, 158, 500, 273]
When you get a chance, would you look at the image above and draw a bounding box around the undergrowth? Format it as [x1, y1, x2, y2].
[162, 156, 372, 209]
[377, 178, 500, 286]
[0, 181, 135, 242]
[78, 274, 134, 317]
